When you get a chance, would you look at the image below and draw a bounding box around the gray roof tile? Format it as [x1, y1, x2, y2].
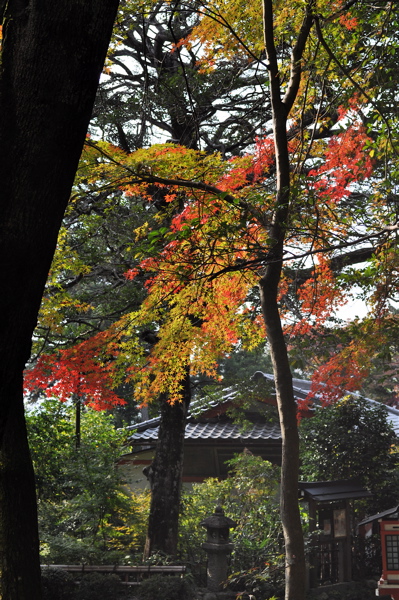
[127, 374, 399, 442]
[256, 373, 399, 436]
[129, 420, 281, 443]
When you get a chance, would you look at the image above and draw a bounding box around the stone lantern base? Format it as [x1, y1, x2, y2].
[195, 589, 238, 600]
[201, 541, 234, 592]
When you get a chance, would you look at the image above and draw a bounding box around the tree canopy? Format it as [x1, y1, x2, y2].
[22, 1, 399, 598]
[27, 0, 399, 407]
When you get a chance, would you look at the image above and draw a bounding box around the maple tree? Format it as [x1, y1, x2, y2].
[0, 2, 119, 598]
[25, 333, 127, 448]
[28, 0, 285, 556]
[24, 0, 399, 597]
[108, 4, 397, 597]
[25, 335, 125, 412]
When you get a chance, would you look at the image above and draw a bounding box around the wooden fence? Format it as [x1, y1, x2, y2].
[41, 564, 186, 586]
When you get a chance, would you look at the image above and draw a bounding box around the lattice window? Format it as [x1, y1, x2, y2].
[386, 535, 399, 570]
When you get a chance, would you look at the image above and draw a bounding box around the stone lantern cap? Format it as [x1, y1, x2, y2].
[200, 505, 237, 530]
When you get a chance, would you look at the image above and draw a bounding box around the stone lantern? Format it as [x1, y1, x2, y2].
[200, 505, 237, 592]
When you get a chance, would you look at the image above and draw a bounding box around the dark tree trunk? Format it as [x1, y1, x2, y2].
[0, 376, 41, 600]
[74, 395, 82, 450]
[144, 371, 191, 558]
[0, 1, 119, 597]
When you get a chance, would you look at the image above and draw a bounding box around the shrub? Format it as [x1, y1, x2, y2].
[179, 452, 284, 594]
[300, 395, 399, 516]
[306, 580, 377, 600]
[41, 569, 127, 600]
[41, 568, 75, 600]
[139, 575, 195, 600]
[28, 400, 150, 565]
[228, 566, 285, 599]
[75, 572, 125, 600]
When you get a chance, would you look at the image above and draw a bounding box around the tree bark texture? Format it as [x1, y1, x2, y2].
[144, 371, 191, 558]
[0, 1, 119, 597]
[260, 282, 306, 600]
[262, 1, 314, 598]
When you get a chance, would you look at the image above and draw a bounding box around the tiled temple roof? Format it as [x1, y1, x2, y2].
[127, 373, 399, 443]
[129, 420, 281, 443]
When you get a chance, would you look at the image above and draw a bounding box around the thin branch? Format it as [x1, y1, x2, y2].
[283, 2, 315, 112]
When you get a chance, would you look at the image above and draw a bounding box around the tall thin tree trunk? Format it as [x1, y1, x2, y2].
[74, 395, 82, 450]
[261, 2, 314, 598]
[260, 282, 306, 599]
[144, 370, 191, 558]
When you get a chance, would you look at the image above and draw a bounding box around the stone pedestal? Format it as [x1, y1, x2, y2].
[201, 541, 234, 592]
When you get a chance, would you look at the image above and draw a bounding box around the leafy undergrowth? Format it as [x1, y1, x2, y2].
[41, 569, 128, 600]
[306, 580, 377, 600]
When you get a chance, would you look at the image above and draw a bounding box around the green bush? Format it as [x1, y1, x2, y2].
[300, 395, 399, 517]
[40, 534, 132, 566]
[306, 580, 377, 600]
[41, 569, 127, 600]
[28, 400, 150, 565]
[179, 452, 284, 594]
[75, 572, 125, 600]
[41, 568, 75, 600]
[139, 575, 194, 600]
[228, 566, 284, 599]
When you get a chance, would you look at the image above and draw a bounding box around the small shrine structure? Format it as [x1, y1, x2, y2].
[359, 505, 399, 599]
[299, 480, 372, 588]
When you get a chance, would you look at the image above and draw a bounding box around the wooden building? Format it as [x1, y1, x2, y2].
[118, 373, 399, 489]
